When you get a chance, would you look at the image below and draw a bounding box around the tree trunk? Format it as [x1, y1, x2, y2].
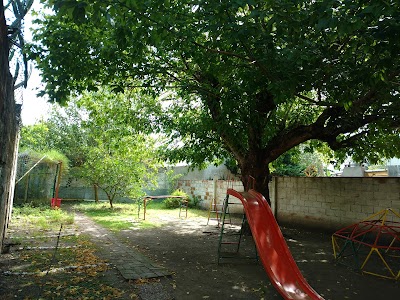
[0, 2, 20, 252]
[93, 184, 99, 203]
[107, 193, 115, 209]
[238, 154, 272, 235]
[239, 155, 271, 206]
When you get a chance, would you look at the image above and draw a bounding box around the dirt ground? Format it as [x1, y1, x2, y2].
[117, 213, 400, 300]
[1, 205, 399, 299]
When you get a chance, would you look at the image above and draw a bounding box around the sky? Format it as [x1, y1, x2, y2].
[19, 2, 52, 126]
[21, 68, 52, 125]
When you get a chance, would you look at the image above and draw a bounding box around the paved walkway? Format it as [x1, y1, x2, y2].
[73, 212, 171, 280]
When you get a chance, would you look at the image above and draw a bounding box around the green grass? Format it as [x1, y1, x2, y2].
[12, 204, 74, 230]
[73, 202, 155, 231]
[144, 200, 210, 218]
[72, 200, 209, 231]
[6, 204, 132, 300]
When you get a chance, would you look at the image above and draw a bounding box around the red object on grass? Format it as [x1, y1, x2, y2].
[227, 188, 323, 300]
[51, 198, 62, 208]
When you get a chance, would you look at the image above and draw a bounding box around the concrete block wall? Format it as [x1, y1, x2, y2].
[274, 177, 400, 231]
[177, 177, 400, 231]
[56, 174, 400, 232]
[177, 179, 244, 213]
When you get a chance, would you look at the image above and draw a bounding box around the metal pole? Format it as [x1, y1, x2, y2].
[15, 155, 47, 184]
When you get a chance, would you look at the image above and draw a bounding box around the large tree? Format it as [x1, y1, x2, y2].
[1, 0, 33, 251]
[29, 1, 400, 203]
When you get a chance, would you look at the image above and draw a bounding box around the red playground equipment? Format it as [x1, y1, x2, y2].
[225, 189, 323, 300]
[332, 208, 400, 280]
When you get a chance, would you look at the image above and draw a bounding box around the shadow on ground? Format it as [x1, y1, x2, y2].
[1, 204, 399, 299]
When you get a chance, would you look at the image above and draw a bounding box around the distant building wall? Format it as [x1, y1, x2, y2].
[387, 158, 400, 177]
[58, 174, 169, 201]
[173, 164, 239, 181]
[35, 167, 400, 232]
[58, 177, 103, 201]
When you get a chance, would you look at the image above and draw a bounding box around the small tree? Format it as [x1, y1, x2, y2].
[20, 89, 160, 208]
[79, 133, 158, 208]
[76, 89, 160, 207]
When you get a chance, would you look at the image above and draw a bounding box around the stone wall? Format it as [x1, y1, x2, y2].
[0, 4, 20, 251]
[177, 177, 400, 231]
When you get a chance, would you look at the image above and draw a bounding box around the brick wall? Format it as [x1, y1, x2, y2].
[177, 177, 400, 231]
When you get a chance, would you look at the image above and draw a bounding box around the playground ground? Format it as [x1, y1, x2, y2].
[118, 212, 400, 300]
[1, 204, 399, 299]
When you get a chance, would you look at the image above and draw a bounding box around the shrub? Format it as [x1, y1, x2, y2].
[164, 189, 188, 209]
[188, 195, 201, 208]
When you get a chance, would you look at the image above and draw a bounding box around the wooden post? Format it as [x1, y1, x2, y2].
[54, 161, 62, 200]
[213, 175, 218, 205]
[23, 173, 30, 204]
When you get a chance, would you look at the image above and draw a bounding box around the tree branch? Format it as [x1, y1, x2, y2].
[191, 41, 251, 62]
[295, 93, 333, 106]
[326, 130, 369, 150]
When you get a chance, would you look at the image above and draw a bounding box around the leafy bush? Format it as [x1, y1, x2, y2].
[164, 189, 188, 209]
[188, 195, 201, 208]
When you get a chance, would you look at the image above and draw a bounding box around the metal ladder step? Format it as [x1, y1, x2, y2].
[217, 193, 258, 264]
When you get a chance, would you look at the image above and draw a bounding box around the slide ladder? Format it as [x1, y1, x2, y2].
[207, 196, 224, 226]
[217, 193, 257, 264]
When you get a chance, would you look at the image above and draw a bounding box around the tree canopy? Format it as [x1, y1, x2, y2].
[29, 0, 400, 201]
[20, 90, 160, 207]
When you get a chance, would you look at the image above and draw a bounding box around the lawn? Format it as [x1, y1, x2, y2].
[11, 204, 74, 231]
[2, 201, 211, 299]
[72, 200, 209, 231]
[2, 204, 137, 299]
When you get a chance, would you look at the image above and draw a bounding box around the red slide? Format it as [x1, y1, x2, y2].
[227, 189, 324, 300]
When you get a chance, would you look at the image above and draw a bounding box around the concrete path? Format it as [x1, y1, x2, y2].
[73, 212, 171, 280]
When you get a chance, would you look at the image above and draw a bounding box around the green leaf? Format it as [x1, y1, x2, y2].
[29, 0, 400, 196]
[72, 5, 86, 24]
